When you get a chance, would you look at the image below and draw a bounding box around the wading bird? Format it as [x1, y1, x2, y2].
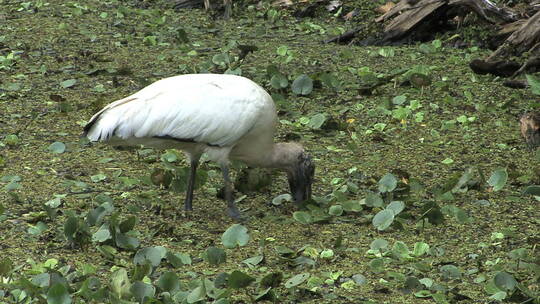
[84, 74, 315, 219]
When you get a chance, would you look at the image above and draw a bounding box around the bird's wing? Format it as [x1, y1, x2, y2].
[84, 75, 271, 147]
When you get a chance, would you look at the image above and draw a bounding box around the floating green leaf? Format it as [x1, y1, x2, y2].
[372, 209, 394, 231]
[130, 281, 155, 303]
[157, 272, 180, 293]
[291, 74, 313, 95]
[48, 142, 66, 154]
[47, 283, 71, 304]
[284, 273, 309, 288]
[293, 211, 312, 224]
[307, 113, 327, 129]
[228, 270, 255, 289]
[221, 224, 249, 248]
[133, 246, 167, 267]
[328, 205, 343, 216]
[487, 168, 507, 192]
[60, 79, 76, 88]
[205, 246, 226, 265]
[378, 173, 397, 193]
[494, 272, 517, 292]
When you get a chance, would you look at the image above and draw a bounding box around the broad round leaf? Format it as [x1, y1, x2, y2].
[370, 238, 389, 251]
[487, 168, 507, 192]
[372, 209, 394, 231]
[494, 272, 517, 292]
[272, 193, 292, 206]
[291, 74, 313, 95]
[48, 142, 66, 154]
[228, 270, 255, 289]
[439, 265, 461, 280]
[60, 79, 76, 88]
[270, 74, 288, 89]
[293, 211, 312, 224]
[307, 113, 327, 129]
[284, 273, 309, 288]
[221, 224, 250, 248]
[134, 246, 167, 267]
[47, 283, 71, 304]
[157, 272, 180, 293]
[205, 246, 226, 265]
[130, 281, 155, 303]
[378, 173, 397, 193]
[386, 201, 405, 215]
[328, 205, 343, 216]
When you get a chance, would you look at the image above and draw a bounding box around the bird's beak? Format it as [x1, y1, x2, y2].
[288, 154, 315, 205]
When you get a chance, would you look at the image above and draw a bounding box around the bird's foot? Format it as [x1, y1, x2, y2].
[227, 206, 245, 222]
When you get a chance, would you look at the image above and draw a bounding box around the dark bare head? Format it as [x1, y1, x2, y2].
[272, 142, 315, 204]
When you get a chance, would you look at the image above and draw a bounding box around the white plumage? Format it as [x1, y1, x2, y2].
[84, 74, 314, 219]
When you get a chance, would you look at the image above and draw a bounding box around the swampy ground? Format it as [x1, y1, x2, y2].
[0, 0, 539, 303]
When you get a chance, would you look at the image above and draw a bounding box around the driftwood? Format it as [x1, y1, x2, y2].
[323, 0, 540, 80]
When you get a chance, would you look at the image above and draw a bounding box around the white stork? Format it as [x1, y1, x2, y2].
[83, 74, 315, 219]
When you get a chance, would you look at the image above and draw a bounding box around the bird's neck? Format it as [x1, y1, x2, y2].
[256, 142, 301, 170]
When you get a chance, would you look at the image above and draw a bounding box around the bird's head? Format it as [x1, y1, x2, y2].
[282, 144, 315, 205]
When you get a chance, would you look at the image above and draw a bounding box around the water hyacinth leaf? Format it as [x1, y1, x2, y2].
[284, 273, 310, 288]
[157, 272, 180, 293]
[370, 238, 389, 251]
[522, 185, 540, 196]
[307, 113, 327, 129]
[48, 142, 66, 154]
[260, 272, 283, 288]
[205, 246, 226, 265]
[352, 274, 367, 285]
[369, 258, 385, 273]
[110, 269, 131, 299]
[439, 265, 461, 280]
[487, 168, 507, 191]
[413, 242, 430, 257]
[293, 211, 312, 224]
[378, 173, 397, 193]
[28, 221, 47, 235]
[115, 233, 139, 250]
[130, 281, 155, 303]
[166, 251, 191, 267]
[342, 200, 362, 212]
[270, 73, 288, 89]
[387, 201, 405, 215]
[291, 74, 313, 95]
[92, 224, 111, 242]
[47, 283, 71, 304]
[86, 203, 113, 226]
[328, 205, 343, 216]
[221, 224, 249, 248]
[320, 249, 334, 259]
[272, 193, 292, 206]
[365, 192, 384, 207]
[60, 79, 76, 88]
[0, 258, 13, 276]
[133, 246, 167, 267]
[494, 272, 517, 292]
[186, 283, 206, 303]
[255, 287, 277, 302]
[242, 255, 264, 267]
[372, 209, 394, 231]
[228, 270, 255, 289]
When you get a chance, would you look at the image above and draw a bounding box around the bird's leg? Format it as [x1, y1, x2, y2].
[221, 164, 240, 219]
[223, 0, 231, 19]
[184, 157, 200, 211]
